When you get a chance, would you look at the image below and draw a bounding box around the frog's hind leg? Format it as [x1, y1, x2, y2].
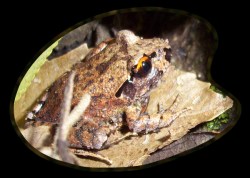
[126, 94, 192, 133]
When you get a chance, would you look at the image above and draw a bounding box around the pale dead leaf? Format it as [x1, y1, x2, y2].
[21, 126, 52, 149]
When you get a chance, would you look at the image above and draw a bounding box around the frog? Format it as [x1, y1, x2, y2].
[25, 30, 182, 151]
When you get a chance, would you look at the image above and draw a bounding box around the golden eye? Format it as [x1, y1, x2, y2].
[133, 54, 152, 77]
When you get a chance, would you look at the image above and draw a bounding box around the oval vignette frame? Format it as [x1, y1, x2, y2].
[10, 7, 241, 171]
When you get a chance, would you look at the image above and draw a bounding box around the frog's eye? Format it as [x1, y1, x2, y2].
[133, 54, 152, 77]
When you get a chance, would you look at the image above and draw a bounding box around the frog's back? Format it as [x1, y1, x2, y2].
[27, 39, 129, 124]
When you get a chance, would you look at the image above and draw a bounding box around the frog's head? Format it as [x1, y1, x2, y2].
[115, 35, 171, 100]
[130, 48, 171, 99]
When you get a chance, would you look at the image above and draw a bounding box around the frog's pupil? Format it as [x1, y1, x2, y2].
[142, 61, 151, 72]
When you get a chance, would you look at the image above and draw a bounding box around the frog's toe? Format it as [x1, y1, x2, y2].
[92, 129, 108, 150]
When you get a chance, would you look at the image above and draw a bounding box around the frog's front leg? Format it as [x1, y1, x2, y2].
[126, 95, 191, 133]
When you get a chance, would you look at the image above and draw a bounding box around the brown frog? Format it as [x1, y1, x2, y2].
[26, 30, 175, 150]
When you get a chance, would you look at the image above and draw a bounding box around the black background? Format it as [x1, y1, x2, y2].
[3, 0, 248, 177]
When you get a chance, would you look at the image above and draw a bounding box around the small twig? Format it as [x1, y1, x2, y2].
[71, 149, 113, 165]
[57, 71, 75, 142]
[53, 71, 75, 163]
[53, 71, 91, 164]
[67, 93, 91, 124]
[103, 132, 138, 148]
[142, 134, 150, 145]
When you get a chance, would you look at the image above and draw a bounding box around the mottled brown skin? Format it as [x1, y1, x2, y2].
[26, 30, 171, 150]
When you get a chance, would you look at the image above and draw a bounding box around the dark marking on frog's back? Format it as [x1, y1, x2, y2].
[91, 94, 105, 102]
[109, 77, 114, 82]
[96, 61, 112, 75]
[87, 63, 93, 70]
[83, 79, 94, 89]
[95, 54, 120, 74]
[74, 74, 79, 83]
[119, 43, 128, 53]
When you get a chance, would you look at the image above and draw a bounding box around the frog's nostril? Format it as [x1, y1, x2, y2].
[164, 48, 172, 62]
[159, 70, 163, 76]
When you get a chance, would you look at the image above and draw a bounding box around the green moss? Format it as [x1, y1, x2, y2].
[207, 85, 230, 131]
[206, 112, 230, 131]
